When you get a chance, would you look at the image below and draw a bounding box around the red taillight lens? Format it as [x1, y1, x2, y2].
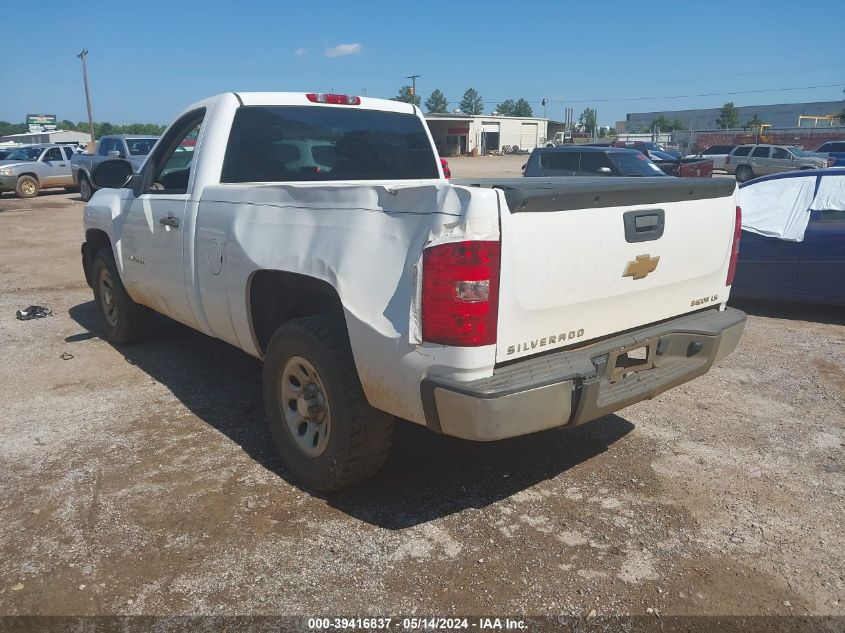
[422, 241, 500, 346]
[726, 206, 742, 286]
[305, 93, 361, 105]
[440, 158, 451, 179]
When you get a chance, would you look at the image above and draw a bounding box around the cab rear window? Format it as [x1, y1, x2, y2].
[221, 106, 439, 182]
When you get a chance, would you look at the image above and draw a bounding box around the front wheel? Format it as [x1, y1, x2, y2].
[735, 165, 754, 183]
[91, 249, 153, 344]
[15, 175, 39, 198]
[263, 315, 394, 492]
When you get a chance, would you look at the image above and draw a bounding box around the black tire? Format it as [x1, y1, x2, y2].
[91, 248, 153, 344]
[735, 165, 754, 183]
[263, 315, 394, 492]
[15, 175, 39, 198]
[79, 173, 93, 202]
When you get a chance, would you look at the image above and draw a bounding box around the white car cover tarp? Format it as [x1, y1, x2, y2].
[738, 171, 845, 242]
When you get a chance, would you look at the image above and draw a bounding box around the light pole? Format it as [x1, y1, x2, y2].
[405, 74, 420, 105]
[77, 49, 95, 147]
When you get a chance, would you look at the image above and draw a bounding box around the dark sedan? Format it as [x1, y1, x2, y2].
[731, 169, 845, 305]
[522, 146, 667, 177]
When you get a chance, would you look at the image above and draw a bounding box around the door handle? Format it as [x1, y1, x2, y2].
[159, 215, 180, 228]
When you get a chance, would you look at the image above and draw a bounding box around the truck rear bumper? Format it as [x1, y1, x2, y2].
[421, 307, 746, 441]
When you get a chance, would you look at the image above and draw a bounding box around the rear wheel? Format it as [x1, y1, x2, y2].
[91, 249, 153, 344]
[15, 175, 39, 198]
[79, 173, 93, 202]
[735, 165, 754, 183]
[263, 315, 394, 492]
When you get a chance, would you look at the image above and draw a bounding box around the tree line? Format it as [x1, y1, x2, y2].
[392, 86, 534, 117]
[0, 120, 167, 139]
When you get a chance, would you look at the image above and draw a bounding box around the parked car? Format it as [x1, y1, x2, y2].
[685, 144, 737, 171]
[612, 141, 681, 158]
[81, 91, 745, 491]
[440, 157, 451, 178]
[813, 141, 845, 167]
[71, 135, 159, 201]
[731, 169, 845, 305]
[0, 144, 76, 198]
[724, 144, 831, 182]
[645, 150, 713, 178]
[522, 146, 668, 177]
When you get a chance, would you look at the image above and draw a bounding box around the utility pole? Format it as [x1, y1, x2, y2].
[77, 49, 95, 146]
[405, 74, 420, 104]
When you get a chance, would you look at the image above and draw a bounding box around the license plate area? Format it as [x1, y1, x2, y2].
[606, 340, 657, 383]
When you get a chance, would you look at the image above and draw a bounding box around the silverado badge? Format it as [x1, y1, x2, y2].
[623, 254, 660, 280]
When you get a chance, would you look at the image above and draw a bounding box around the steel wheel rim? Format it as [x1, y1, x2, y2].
[98, 268, 118, 327]
[21, 180, 36, 196]
[279, 356, 331, 457]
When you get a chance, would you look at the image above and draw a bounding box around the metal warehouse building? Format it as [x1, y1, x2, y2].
[0, 130, 92, 145]
[623, 100, 843, 131]
[425, 113, 565, 156]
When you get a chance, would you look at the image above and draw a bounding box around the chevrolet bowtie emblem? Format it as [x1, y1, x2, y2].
[623, 254, 660, 280]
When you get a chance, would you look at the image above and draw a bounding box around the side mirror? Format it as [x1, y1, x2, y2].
[92, 159, 134, 190]
[597, 166, 613, 174]
[108, 150, 123, 158]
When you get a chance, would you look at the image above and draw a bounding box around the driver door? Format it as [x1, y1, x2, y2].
[40, 147, 70, 187]
[119, 109, 205, 328]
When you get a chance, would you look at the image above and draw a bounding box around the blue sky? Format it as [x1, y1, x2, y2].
[1, 0, 842, 126]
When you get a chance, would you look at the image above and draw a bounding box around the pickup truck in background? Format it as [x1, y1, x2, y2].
[81, 92, 746, 491]
[0, 144, 77, 198]
[71, 135, 158, 201]
[813, 141, 845, 167]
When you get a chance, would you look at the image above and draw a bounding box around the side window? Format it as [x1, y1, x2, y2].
[732, 146, 752, 157]
[97, 138, 113, 156]
[146, 109, 205, 194]
[62, 147, 74, 160]
[771, 147, 789, 159]
[539, 151, 579, 172]
[832, 143, 845, 153]
[751, 146, 770, 158]
[43, 148, 63, 162]
[814, 209, 845, 223]
[579, 152, 614, 174]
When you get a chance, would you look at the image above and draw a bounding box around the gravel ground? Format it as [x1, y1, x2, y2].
[0, 174, 843, 621]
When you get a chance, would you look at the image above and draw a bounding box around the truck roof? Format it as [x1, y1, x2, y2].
[181, 92, 420, 117]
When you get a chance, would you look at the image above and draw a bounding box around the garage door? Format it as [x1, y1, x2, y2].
[520, 123, 538, 151]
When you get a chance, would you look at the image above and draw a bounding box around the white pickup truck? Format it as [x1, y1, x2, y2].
[81, 92, 746, 491]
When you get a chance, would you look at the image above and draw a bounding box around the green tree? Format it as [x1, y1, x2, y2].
[59, 120, 77, 131]
[513, 98, 533, 117]
[579, 107, 597, 133]
[392, 85, 421, 107]
[671, 118, 685, 130]
[496, 99, 517, 116]
[459, 88, 483, 115]
[424, 89, 448, 113]
[716, 102, 739, 129]
[651, 115, 672, 131]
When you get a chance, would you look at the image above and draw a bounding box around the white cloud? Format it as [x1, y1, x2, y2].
[323, 43, 362, 58]
[294, 48, 307, 56]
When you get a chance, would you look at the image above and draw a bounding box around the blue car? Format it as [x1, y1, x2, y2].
[731, 169, 845, 305]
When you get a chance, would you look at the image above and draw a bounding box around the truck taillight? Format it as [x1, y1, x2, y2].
[422, 241, 500, 346]
[726, 206, 742, 286]
[306, 93, 361, 105]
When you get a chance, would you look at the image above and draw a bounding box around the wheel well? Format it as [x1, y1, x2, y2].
[18, 172, 40, 183]
[249, 270, 345, 355]
[83, 229, 112, 286]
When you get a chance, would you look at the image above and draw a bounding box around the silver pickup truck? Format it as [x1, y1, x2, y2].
[0, 144, 77, 198]
[71, 135, 158, 201]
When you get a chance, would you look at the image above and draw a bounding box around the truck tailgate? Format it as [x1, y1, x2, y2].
[456, 177, 738, 363]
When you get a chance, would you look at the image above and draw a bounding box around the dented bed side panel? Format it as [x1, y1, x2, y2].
[194, 181, 502, 424]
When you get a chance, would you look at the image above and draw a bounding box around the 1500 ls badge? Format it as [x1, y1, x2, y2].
[508, 328, 585, 355]
[690, 294, 719, 307]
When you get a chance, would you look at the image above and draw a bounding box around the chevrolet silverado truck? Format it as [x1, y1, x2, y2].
[81, 92, 746, 491]
[71, 135, 159, 201]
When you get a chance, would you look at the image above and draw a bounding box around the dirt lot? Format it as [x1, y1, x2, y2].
[0, 166, 843, 621]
